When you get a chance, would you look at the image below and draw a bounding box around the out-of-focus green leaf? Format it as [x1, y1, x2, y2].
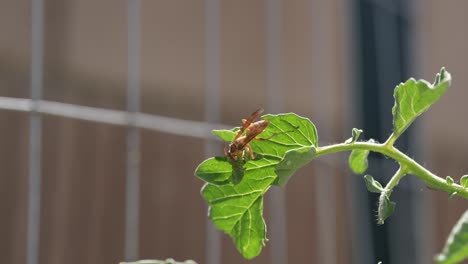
[446, 176, 455, 186]
[436, 210, 468, 264]
[392, 68, 451, 138]
[460, 175, 468, 188]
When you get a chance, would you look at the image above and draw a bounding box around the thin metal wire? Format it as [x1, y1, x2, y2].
[204, 0, 222, 263]
[265, 0, 288, 263]
[27, 1, 44, 264]
[0, 97, 231, 139]
[341, 0, 374, 263]
[124, 0, 141, 261]
[310, 1, 338, 263]
[408, 1, 435, 263]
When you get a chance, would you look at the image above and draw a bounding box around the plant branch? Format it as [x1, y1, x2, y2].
[315, 142, 468, 199]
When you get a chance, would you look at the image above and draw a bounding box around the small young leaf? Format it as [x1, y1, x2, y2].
[364, 175, 384, 193]
[348, 140, 374, 174]
[378, 193, 396, 225]
[446, 176, 454, 186]
[275, 146, 316, 186]
[392, 68, 451, 138]
[436, 210, 468, 264]
[195, 157, 233, 185]
[345, 128, 363, 144]
[460, 175, 468, 188]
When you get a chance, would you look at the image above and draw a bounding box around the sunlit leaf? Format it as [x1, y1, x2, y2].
[436, 210, 468, 264]
[392, 68, 451, 137]
[201, 156, 280, 259]
[196, 113, 318, 259]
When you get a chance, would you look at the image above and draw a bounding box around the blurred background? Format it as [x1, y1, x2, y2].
[1, 0, 467, 263]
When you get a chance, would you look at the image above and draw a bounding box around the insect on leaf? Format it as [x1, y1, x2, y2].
[392, 67, 451, 138]
[249, 113, 318, 159]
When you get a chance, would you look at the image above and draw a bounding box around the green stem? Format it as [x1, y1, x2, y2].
[315, 141, 468, 199]
[385, 166, 408, 194]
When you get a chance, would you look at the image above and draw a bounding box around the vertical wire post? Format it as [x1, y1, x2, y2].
[204, 0, 222, 263]
[125, 0, 141, 260]
[310, 1, 337, 263]
[265, 0, 287, 263]
[342, 0, 374, 263]
[27, 0, 44, 264]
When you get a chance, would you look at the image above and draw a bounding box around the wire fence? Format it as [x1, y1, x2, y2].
[20, 0, 346, 263]
[8, 0, 434, 264]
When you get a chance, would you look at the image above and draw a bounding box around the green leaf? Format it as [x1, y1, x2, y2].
[436, 210, 468, 264]
[249, 113, 318, 158]
[392, 67, 451, 137]
[275, 146, 316, 186]
[349, 140, 373, 174]
[212, 129, 237, 142]
[201, 155, 281, 259]
[212, 113, 318, 161]
[345, 128, 363, 144]
[364, 175, 384, 193]
[446, 176, 454, 186]
[195, 157, 234, 185]
[197, 113, 318, 258]
[460, 175, 468, 188]
[377, 193, 396, 225]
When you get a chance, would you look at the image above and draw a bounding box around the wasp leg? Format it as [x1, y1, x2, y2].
[245, 143, 255, 159]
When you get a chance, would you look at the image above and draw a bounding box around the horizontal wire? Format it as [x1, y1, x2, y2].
[0, 96, 352, 170]
[0, 96, 230, 139]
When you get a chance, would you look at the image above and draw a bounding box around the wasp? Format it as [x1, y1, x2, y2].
[226, 108, 296, 161]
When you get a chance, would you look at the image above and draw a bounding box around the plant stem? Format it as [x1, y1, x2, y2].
[315, 141, 468, 199]
[385, 166, 407, 193]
